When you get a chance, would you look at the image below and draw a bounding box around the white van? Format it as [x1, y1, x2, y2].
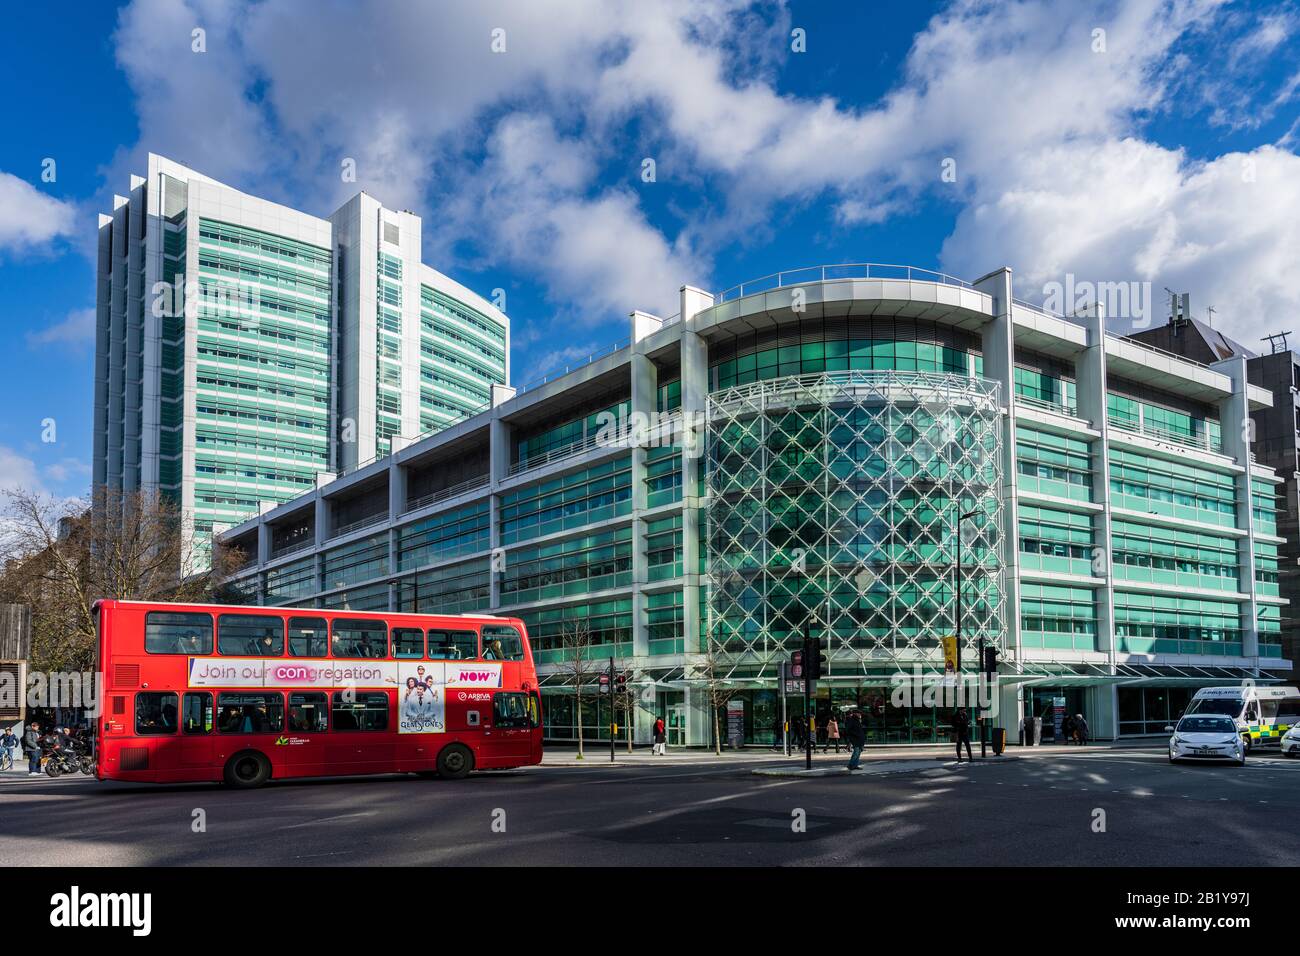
[1182, 685, 1300, 752]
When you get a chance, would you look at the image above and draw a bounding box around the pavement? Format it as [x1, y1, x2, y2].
[5, 741, 1300, 866]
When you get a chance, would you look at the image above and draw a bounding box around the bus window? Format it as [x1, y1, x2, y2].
[289, 617, 328, 657]
[145, 611, 212, 655]
[216, 693, 284, 734]
[182, 692, 212, 735]
[288, 692, 328, 733]
[392, 628, 425, 659]
[493, 692, 531, 728]
[331, 619, 388, 659]
[136, 692, 178, 735]
[481, 624, 525, 661]
[428, 629, 478, 660]
[331, 692, 389, 731]
[217, 614, 285, 657]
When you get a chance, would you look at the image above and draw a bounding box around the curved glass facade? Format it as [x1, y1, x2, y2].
[706, 370, 1004, 672]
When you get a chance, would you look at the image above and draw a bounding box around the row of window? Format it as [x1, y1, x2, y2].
[144, 611, 525, 661]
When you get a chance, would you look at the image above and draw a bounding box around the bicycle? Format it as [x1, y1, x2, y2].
[0, 749, 11, 771]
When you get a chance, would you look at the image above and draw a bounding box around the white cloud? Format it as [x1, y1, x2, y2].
[104, 0, 1300, 350]
[441, 113, 703, 323]
[44, 458, 92, 487]
[0, 446, 44, 496]
[0, 171, 77, 256]
[27, 307, 96, 350]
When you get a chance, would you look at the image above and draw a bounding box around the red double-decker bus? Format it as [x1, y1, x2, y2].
[94, 600, 543, 788]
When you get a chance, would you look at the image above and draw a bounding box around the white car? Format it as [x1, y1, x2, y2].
[1283, 725, 1300, 758]
[1167, 715, 1246, 766]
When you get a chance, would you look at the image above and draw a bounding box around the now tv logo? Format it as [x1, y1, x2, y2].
[447, 665, 501, 688]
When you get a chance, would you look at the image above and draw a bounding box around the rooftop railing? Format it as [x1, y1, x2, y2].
[716, 263, 974, 303]
[508, 426, 638, 477]
[1108, 416, 1221, 453]
[329, 510, 389, 540]
[269, 538, 315, 560]
[403, 475, 491, 513]
[1011, 297, 1212, 370]
[515, 338, 632, 396]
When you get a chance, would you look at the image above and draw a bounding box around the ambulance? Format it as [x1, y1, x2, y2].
[1182, 685, 1300, 752]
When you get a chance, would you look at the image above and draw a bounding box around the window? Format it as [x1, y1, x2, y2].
[216, 693, 284, 734]
[145, 612, 212, 655]
[494, 692, 532, 729]
[217, 614, 284, 656]
[481, 624, 525, 661]
[289, 617, 328, 657]
[392, 627, 425, 659]
[287, 692, 328, 733]
[331, 618, 388, 658]
[331, 691, 389, 731]
[136, 692, 178, 735]
[182, 692, 212, 735]
[428, 629, 478, 660]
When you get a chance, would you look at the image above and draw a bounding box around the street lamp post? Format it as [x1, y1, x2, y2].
[954, 508, 982, 757]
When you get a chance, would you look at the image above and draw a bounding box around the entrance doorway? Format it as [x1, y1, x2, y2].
[1025, 687, 1087, 742]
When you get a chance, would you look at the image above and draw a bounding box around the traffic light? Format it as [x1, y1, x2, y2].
[614, 672, 628, 695]
[982, 644, 998, 676]
[789, 648, 804, 678]
[803, 635, 828, 680]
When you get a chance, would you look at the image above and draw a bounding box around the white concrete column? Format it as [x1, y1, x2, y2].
[679, 287, 713, 656]
[974, 267, 1020, 677]
[489, 384, 516, 487]
[1076, 304, 1116, 660]
[630, 319, 659, 660]
[1212, 355, 1260, 659]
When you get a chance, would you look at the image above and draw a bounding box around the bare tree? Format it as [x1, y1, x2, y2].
[557, 617, 598, 758]
[686, 636, 741, 755]
[614, 659, 641, 752]
[0, 487, 247, 672]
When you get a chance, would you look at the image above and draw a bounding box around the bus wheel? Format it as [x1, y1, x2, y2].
[437, 744, 474, 779]
[224, 751, 271, 789]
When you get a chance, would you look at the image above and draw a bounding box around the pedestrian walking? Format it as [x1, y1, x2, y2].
[652, 715, 667, 756]
[23, 721, 43, 776]
[844, 710, 866, 770]
[1074, 713, 1090, 746]
[823, 715, 841, 753]
[951, 708, 973, 762]
[771, 716, 783, 751]
[1061, 713, 1076, 746]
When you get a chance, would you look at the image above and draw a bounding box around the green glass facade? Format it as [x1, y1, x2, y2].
[192, 218, 332, 563]
[223, 268, 1289, 746]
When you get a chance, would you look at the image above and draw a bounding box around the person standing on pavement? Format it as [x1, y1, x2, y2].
[1061, 713, 1076, 745]
[652, 715, 667, 755]
[1074, 713, 1090, 746]
[951, 708, 973, 762]
[23, 721, 42, 776]
[823, 715, 841, 753]
[771, 716, 783, 751]
[844, 710, 866, 770]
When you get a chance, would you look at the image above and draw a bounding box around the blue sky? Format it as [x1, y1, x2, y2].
[1, 0, 1297, 501]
